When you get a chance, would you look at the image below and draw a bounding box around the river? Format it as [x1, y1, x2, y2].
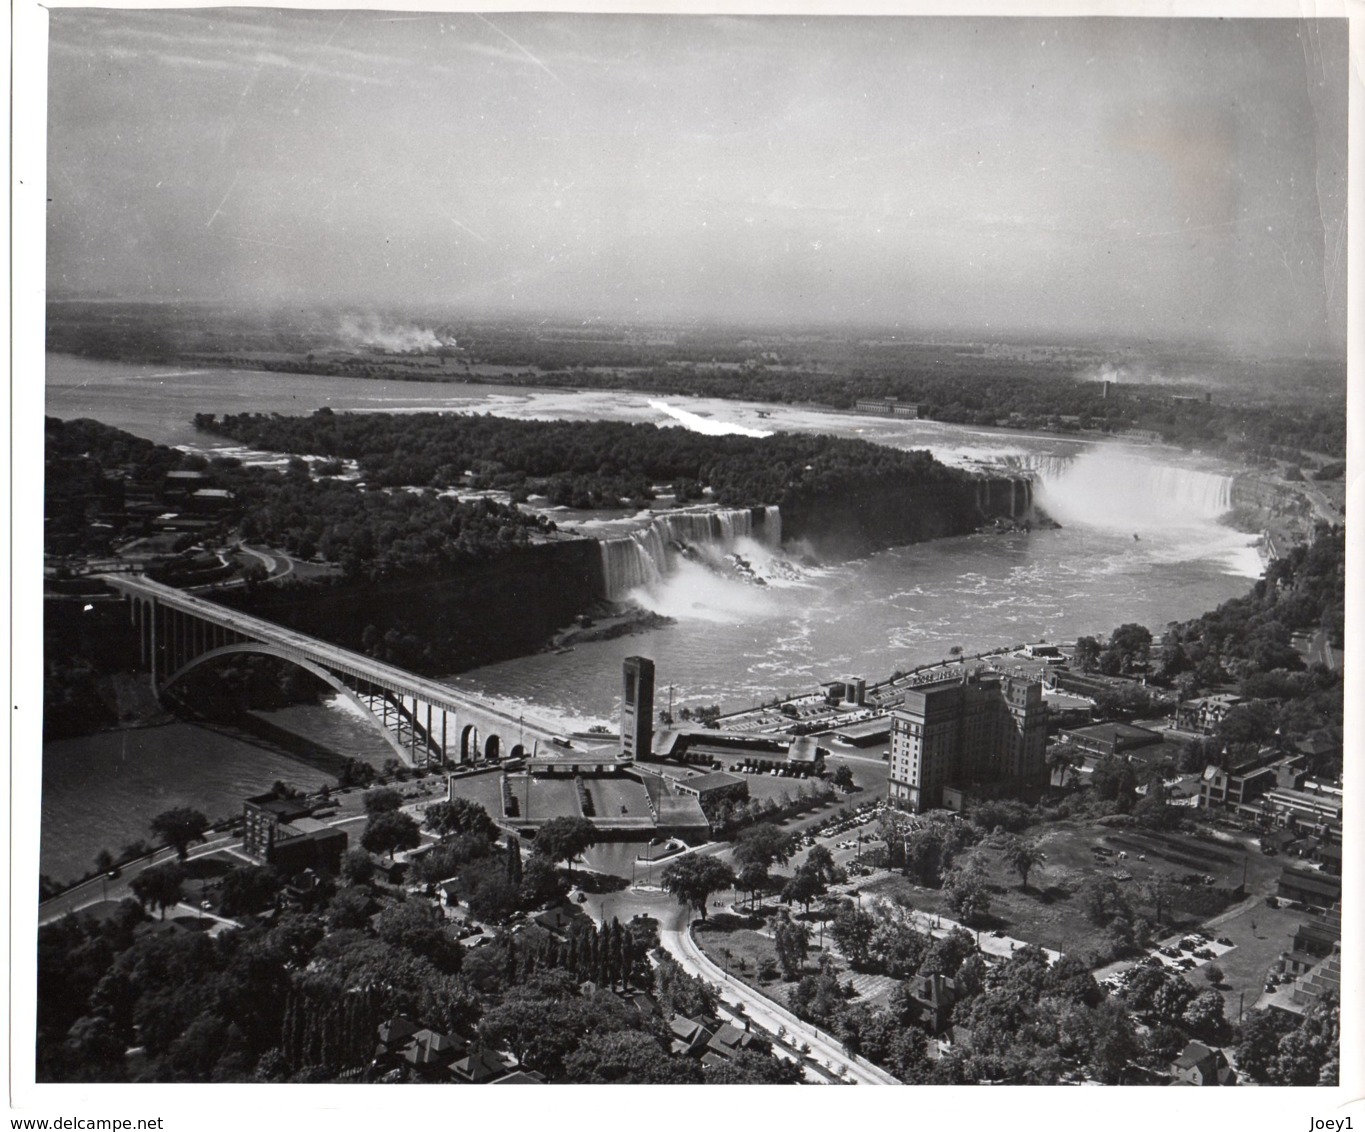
[40, 353, 1264, 882]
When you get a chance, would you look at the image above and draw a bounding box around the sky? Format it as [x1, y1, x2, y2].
[45, 11, 1348, 353]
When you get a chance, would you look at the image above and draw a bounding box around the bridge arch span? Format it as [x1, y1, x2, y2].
[161, 642, 417, 765]
[484, 734, 502, 762]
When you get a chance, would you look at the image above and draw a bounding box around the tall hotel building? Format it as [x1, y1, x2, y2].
[888, 670, 1047, 812]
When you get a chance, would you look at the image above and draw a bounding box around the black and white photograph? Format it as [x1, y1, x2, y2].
[10, 0, 1360, 1122]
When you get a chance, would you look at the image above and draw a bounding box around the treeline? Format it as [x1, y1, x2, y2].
[194, 408, 962, 510]
[184, 358, 1344, 463]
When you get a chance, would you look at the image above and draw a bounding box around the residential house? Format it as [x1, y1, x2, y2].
[1170, 1041, 1237, 1086]
[452, 1042, 514, 1084]
[667, 1014, 713, 1058]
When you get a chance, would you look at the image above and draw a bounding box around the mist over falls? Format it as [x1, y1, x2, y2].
[598, 506, 784, 603]
[1023, 448, 1235, 533]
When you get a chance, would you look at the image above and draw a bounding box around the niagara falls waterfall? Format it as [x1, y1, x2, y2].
[598, 505, 785, 603]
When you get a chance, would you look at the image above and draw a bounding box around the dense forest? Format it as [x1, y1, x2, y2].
[194, 408, 965, 511]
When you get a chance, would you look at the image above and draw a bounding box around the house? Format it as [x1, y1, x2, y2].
[491, 1070, 546, 1084]
[367, 854, 408, 885]
[904, 972, 957, 1036]
[373, 1016, 420, 1067]
[1170, 1041, 1237, 1086]
[667, 1014, 713, 1057]
[706, 1022, 759, 1061]
[403, 1028, 465, 1076]
[1175, 694, 1243, 735]
[533, 902, 585, 936]
[451, 1042, 513, 1083]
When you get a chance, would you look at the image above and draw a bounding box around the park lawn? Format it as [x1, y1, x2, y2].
[692, 916, 846, 1001]
[862, 818, 1254, 964]
[692, 920, 783, 987]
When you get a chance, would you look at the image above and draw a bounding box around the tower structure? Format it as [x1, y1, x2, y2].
[621, 656, 655, 761]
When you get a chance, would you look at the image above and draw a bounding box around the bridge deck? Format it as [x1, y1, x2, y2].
[99, 574, 564, 735]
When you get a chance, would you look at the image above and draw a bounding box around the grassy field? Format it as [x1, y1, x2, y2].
[863, 818, 1264, 964]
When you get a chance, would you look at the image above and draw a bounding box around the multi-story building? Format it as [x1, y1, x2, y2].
[620, 656, 655, 761]
[888, 670, 1046, 812]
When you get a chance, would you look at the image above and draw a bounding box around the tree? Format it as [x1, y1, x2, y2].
[920, 926, 977, 978]
[1086, 998, 1141, 1085]
[1090, 755, 1137, 811]
[829, 904, 876, 970]
[423, 798, 497, 843]
[521, 854, 567, 907]
[1073, 636, 1102, 673]
[704, 1049, 803, 1084]
[362, 787, 403, 815]
[216, 865, 284, 916]
[782, 864, 825, 914]
[360, 811, 421, 860]
[999, 836, 1043, 890]
[149, 809, 209, 861]
[563, 1030, 702, 1084]
[531, 816, 597, 874]
[736, 861, 769, 910]
[1108, 623, 1153, 672]
[375, 900, 462, 974]
[339, 849, 375, 886]
[733, 824, 796, 871]
[831, 765, 855, 792]
[660, 856, 735, 920]
[1181, 989, 1230, 1043]
[943, 863, 991, 925]
[130, 862, 185, 919]
[771, 912, 810, 980]
[325, 886, 375, 930]
[901, 827, 946, 886]
[1134, 787, 1178, 831]
[804, 843, 837, 881]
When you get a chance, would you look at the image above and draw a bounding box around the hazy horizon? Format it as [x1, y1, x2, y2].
[47, 13, 1347, 355]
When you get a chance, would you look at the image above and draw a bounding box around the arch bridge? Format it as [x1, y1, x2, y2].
[100, 575, 566, 768]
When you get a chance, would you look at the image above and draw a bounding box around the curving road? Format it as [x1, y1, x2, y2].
[659, 922, 901, 1086]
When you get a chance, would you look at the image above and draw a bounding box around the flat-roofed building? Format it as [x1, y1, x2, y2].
[1060, 721, 1164, 760]
[1277, 866, 1342, 910]
[888, 670, 1045, 812]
